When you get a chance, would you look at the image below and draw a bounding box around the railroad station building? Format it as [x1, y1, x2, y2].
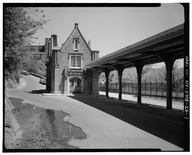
[45, 23, 185, 110]
[46, 23, 99, 94]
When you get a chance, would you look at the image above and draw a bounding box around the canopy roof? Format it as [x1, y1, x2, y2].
[86, 24, 184, 71]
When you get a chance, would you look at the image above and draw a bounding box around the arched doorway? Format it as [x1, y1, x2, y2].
[69, 77, 82, 94]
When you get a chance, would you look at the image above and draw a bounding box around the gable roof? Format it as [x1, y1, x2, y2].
[60, 23, 92, 52]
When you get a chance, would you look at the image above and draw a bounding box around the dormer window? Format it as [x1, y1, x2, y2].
[74, 38, 79, 51]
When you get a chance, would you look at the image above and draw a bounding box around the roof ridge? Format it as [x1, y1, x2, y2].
[61, 23, 92, 52]
[60, 25, 76, 50]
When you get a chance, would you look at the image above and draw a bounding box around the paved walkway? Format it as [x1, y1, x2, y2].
[99, 91, 184, 110]
[68, 95, 184, 150]
[7, 75, 184, 151]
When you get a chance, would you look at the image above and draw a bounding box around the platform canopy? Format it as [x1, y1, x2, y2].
[86, 24, 184, 71]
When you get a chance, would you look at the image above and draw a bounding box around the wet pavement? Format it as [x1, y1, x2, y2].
[44, 109, 86, 141]
[10, 97, 86, 149]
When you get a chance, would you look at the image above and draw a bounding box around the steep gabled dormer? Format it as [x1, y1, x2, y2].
[60, 23, 95, 70]
[61, 23, 92, 52]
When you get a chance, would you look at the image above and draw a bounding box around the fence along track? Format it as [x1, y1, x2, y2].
[99, 82, 184, 101]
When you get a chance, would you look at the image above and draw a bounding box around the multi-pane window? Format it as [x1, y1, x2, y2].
[70, 55, 82, 68]
[71, 56, 76, 67]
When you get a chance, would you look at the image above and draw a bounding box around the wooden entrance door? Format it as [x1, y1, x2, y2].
[69, 78, 82, 94]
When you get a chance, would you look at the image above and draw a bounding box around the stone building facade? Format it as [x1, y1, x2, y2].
[46, 23, 99, 94]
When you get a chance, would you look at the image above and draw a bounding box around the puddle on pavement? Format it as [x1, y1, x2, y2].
[9, 97, 86, 149]
[45, 109, 86, 141]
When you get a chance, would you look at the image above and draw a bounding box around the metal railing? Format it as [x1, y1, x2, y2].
[99, 82, 184, 100]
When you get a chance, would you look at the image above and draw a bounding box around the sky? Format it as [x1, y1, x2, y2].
[32, 3, 184, 59]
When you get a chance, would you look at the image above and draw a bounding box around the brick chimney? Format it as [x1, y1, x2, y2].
[51, 35, 58, 47]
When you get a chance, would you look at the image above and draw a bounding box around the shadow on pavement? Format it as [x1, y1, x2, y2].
[69, 95, 185, 149]
[24, 89, 47, 94]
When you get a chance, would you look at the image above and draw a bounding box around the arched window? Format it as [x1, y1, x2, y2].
[73, 38, 79, 51]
